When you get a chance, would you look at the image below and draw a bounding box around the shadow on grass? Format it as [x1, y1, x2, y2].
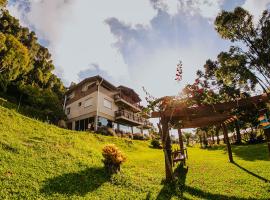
[231, 144, 269, 161]
[41, 167, 110, 196]
[233, 162, 270, 183]
[156, 164, 269, 200]
[205, 143, 269, 161]
[156, 164, 188, 200]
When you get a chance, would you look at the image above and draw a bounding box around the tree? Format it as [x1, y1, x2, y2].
[183, 132, 192, 146]
[215, 7, 270, 90]
[0, 32, 30, 91]
[0, 11, 66, 122]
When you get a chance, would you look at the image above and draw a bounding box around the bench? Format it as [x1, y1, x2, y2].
[172, 148, 188, 166]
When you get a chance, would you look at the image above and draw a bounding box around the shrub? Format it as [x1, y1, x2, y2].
[97, 126, 116, 136]
[102, 144, 126, 174]
[151, 139, 162, 149]
[133, 133, 144, 140]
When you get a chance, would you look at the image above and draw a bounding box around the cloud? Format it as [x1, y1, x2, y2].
[8, 0, 254, 100]
[8, 0, 157, 84]
[150, 0, 224, 19]
[78, 63, 113, 83]
[242, 0, 270, 23]
[105, 6, 229, 97]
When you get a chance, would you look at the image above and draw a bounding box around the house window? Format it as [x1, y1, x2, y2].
[84, 98, 93, 107]
[66, 107, 70, 115]
[103, 99, 112, 109]
[78, 102, 82, 107]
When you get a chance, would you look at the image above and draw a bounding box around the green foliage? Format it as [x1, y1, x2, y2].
[0, 32, 30, 91]
[0, 10, 66, 121]
[183, 132, 192, 146]
[215, 7, 270, 90]
[97, 126, 116, 136]
[17, 85, 66, 122]
[151, 138, 162, 149]
[215, 7, 254, 42]
[133, 133, 144, 140]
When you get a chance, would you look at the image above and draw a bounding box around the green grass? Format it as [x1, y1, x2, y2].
[0, 105, 270, 199]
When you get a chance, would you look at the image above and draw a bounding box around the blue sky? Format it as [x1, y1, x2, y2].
[7, 0, 270, 101]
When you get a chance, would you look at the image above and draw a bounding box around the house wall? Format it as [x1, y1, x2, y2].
[66, 91, 98, 120]
[65, 82, 119, 129]
[97, 86, 118, 121]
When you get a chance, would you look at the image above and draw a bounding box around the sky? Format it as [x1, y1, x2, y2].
[7, 0, 270, 102]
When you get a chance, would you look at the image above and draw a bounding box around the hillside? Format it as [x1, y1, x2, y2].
[0, 105, 270, 200]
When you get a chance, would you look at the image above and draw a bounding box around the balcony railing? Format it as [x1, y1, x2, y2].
[114, 93, 141, 112]
[115, 110, 153, 127]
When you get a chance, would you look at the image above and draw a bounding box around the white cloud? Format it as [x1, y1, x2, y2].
[242, 0, 270, 23]
[151, 0, 224, 19]
[8, 0, 157, 83]
[7, 0, 237, 100]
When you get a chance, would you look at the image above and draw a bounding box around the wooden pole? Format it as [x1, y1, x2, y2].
[222, 123, 234, 163]
[160, 117, 173, 181]
[178, 129, 184, 155]
[264, 128, 270, 158]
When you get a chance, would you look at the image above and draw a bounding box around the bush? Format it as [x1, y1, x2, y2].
[102, 144, 126, 174]
[151, 139, 162, 149]
[133, 133, 144, 140]
[97, 126, 116, 136]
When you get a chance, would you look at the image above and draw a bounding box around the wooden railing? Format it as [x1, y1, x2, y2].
[114, 93, 141, 110]
[115, 110, 152, 127]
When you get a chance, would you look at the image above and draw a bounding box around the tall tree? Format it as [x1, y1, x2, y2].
[215, 7, 270, 89]
[0, 32, 30, 91]
[0, 10, 66, 122]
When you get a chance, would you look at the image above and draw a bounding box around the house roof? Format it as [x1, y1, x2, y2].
[65, 76, 142, 103]
[117, 85, 141, 103]
[66, 75, 117, 95]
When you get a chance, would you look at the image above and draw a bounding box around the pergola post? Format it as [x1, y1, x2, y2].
[160, 117, 173, 181]
[264, 128, 270, 157]
[222, 123, 234, 163]
[178, 129, 184, 155]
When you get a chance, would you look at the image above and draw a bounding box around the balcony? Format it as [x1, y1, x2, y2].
[115, 110, 145, 126]
[114, 93, 141, 112]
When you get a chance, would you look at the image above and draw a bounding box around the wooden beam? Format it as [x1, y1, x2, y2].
[151, 94, 269, 119]
[222, 123, 234, 163]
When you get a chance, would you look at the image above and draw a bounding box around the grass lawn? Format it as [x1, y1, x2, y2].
[0, 105, 270, 199]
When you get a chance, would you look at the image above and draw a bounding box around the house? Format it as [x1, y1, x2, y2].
[64, 75, 152, 136]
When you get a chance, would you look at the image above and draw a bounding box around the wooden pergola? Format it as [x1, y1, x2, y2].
[151, 93, 270, 181]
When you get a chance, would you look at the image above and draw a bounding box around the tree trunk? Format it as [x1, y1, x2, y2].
[211, 132, 215, 144]
[199, 135, 202, 147]
[264, 128, 270, 158]
[178, 129, 184, 155]
[161, 117, 173, 181]
[216, 126, 220, 145]
[203, 132, 208, 148]
[234, 121, 242, 144]
[222, 123, 234, 163]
